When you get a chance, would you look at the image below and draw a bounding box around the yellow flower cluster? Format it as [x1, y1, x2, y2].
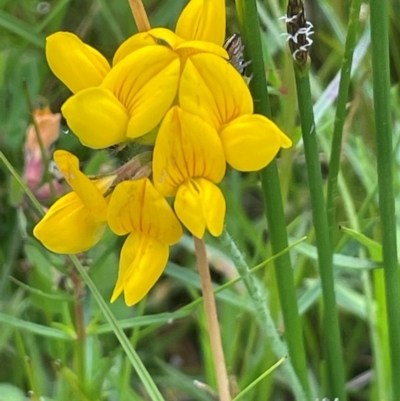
[34, 0, 291, 306]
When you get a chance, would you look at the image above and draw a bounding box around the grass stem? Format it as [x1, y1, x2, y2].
[326, 0, 363, 244]
[235, 0, 311, 397]
[370, 0, 400, 398]
[293, 66, 347, 400]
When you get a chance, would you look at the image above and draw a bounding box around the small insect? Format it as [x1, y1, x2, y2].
[223, 33, 252, 76]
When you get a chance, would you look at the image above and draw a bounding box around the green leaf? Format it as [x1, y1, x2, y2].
[0, 9, 45, 48]
[0, 313, 73, 340]
[91, 309, 192, 335]
[165, 263, 254, 312]
[293, 240, 381, 270]
[340, 226, 382, 261]
[9, 277, 75, 302]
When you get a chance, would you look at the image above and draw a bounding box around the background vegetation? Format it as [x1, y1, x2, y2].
[0, 0, 399, 400]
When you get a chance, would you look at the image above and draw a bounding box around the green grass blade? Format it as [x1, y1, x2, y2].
[326, 0, 363, 243]
[0, 9, 44, 48]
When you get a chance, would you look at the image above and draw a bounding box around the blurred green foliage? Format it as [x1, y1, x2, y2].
[1, 0, 400, 400]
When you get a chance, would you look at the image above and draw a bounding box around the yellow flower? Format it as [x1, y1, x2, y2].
[33, 150, 115, 254]
[179, 53, 293, 171]
[113, 28, 227, 67]
[45, 0, 227, 150]
[46, 32, 111, 93]
[113, 0, 227, 65]
[175, 0, 226, 45]
[61, 46, 180, 149]
[153, 106, 226, 238]
[107, 178, 182, 306]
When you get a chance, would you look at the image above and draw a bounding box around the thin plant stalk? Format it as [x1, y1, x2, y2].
[127, 0, 150, 32]
[221, 231, 307, 401]
[293, 59, 347, 401]
[234, 0, 311, 398]
[370, 0, 400, 398]
[193, 236, 231, 401]
[70, 270, 86, 389]
[326, 0, 363, 244]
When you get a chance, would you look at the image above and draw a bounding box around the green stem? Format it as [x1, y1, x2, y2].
[326, 0, 362, 244]
[222, 231, 306, 401]
[235, 0, 311, 398]
[370, 0, 400, 398]
[293, 68, 346, 400]
[71, 270, 86, 389]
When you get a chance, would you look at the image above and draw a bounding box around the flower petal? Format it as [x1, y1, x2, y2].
[153, 106, 226, 196]
[46, 32, 110, 93]
[174, 178, 225, 238]
[110, 232, 169, 306]
[113, 28, 184, 65]
[61, 88, 129, 148]
[175, 40, 228, 61]
[103, 46, 180, 140]
[33, 192, 106, 254]
[53, 150, 109, 220]
[279, 130, 293, 148]
[175, 0, 226, 46]
[179, 53, 253, 130]
[196, 178, 225, 237]
[107, 179, 182, 245]
[219, 114, 290, 171]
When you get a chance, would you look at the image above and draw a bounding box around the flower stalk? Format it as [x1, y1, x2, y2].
[194, 236, 231, 401]
[285, 0, 347, 398]
[127, 0, 150, 32]
[71, 268, 86, 389]
[294, 67, 346, 401]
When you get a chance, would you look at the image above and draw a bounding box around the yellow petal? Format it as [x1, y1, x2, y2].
[195, 178, 225, 237]
[279, 130, 293, 148]
[174, 178, 225, 238]
[53, 150, 109, 220]
[107, 179, 182, 245]
[33, 192, 106, 254]
[46, 32, 110, 93]
[175, 0, 226, 46]
[153, 106, 226, 197]
[113, 28, 184, 65]
[175, 40, 228, 61]
[110, 232, 169, 306]
[220, 114, 289, 171]
[91, 175, 117, 194]
[61, 88, 129, 148]
[103, 46, 180, 140]
[179, 53, 253, 130]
